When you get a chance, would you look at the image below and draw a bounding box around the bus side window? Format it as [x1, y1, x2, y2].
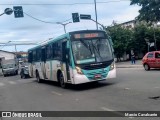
[41, 48, 46, 61]
[28, 51, 33, 63]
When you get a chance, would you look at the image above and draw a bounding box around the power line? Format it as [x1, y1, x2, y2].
[23, 12, 57, 24]
[0, 0, 130, 6]
[24, 12, 72, 24]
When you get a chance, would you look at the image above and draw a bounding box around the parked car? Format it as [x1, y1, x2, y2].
[20, 65, 29, 78]
[2, 64, 18, 77]
[142, 51, 160, 71]
[2, 59, 18, 77]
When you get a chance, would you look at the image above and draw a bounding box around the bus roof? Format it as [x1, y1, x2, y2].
[28, 32, 69, 51]
[28, 30, 105, 51]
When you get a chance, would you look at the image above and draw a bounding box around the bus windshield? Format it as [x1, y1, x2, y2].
[72, 38, 113, 64]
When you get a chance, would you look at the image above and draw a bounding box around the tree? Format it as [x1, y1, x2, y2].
[130, 0, 160, 22]
[132, 23, 149, 55]
[106, 25, 133, 61]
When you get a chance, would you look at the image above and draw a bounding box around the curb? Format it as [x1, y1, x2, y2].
[116, 65, 143, 68]
[0, 69, 3, 76]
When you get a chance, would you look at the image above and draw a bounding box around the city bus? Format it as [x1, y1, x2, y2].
[28, 30, 116, 88]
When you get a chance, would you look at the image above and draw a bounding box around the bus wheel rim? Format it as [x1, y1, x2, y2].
[60, 74, 65, 87]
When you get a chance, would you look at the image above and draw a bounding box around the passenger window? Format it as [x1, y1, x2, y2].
[155, 53, 160, 58]
[147, 53, 153, 58]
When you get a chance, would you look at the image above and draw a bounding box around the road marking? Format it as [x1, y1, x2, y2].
[51, 91, 62, 96]
[154, 87, 160, 89]
[8, 81, 17, 84]
[101, 107, 115, 111]
[124, 88, 131, 90]
[0, 82, 5, 86]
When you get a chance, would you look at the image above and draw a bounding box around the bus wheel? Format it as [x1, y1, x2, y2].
[59, 72, 66, 88]
[36, 72, 42, 83]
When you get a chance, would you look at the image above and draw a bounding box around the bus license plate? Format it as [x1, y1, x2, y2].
[94, 74, 101, 79]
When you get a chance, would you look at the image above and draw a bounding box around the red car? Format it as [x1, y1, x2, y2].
[142, 51, 160, 71]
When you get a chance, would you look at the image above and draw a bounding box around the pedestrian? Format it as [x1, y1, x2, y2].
[131, 53, 136, 64]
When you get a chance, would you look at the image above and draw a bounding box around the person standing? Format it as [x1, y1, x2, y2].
[131, 53, 136, 64]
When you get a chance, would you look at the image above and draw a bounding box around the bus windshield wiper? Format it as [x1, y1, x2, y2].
[79, 39, 92, 55]
[92, 39, 103, 61]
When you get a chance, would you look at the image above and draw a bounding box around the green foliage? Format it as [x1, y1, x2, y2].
[106, 22, 160, 61]
[106, 25, 133, 61]
[130, 0, 160, 22]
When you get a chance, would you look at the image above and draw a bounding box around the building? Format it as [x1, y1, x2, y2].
[0, 50, 16, 68]
[15, 51, 28, 62]
[119, 20, 136, 29]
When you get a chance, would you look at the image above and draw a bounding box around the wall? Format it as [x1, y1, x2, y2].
[0, 51, 15, 60]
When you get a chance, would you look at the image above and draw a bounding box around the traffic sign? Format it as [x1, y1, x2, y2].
[80, 14, 91, 20]
[4, 8, 13, 15]
[72, 13, 80, 23]
[13, 6, 24, 18]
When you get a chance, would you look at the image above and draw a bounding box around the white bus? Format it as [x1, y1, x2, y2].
[28, 30, 116, 88]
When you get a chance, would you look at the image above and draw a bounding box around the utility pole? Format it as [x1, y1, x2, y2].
[94, 0, 98, 30]
[91, 19, 105, 30]
[153, 24, 157, 51]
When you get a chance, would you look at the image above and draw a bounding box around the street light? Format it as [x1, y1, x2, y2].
[90, 19, 105, 30]
[56, 22, 72, 33]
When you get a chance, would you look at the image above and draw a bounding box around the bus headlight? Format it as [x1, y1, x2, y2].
[76, 66, 83, 74]
[110, 62, 114, 71]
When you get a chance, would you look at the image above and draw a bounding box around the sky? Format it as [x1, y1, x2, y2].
[0, 0, 141, 52]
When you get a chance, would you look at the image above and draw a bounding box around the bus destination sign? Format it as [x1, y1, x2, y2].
[74, 33, 105, 39]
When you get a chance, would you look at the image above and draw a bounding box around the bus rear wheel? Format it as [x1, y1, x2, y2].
[36, 72, 42, 83]
[59, 72, 66, 88]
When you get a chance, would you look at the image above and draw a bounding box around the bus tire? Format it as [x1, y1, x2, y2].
[58, 72, 66, 88]
[36, 71, 42, 83]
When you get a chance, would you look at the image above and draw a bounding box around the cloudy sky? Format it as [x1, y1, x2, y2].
[0, 0, 140, 52]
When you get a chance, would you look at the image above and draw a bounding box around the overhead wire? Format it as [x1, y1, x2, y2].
[0, 0, 130, 6]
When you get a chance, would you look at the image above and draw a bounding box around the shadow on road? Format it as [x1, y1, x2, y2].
[68, 81, 115, 91]
[33, 79, 117, 91]
[150, 68, 160, 71]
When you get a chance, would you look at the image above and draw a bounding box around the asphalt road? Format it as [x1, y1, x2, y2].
[0, 68, 160, 120]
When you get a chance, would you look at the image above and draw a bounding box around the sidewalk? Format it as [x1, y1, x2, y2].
[116, 60, 143, 68]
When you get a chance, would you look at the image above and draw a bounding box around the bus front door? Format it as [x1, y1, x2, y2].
[62, 41, 71, 81]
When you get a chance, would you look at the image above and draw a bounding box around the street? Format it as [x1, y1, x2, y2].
[0, 68, 160, 120]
